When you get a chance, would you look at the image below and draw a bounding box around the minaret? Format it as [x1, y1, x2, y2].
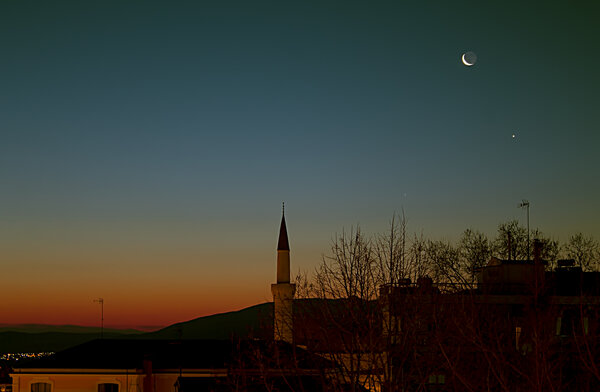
[271, 206, 296, 343]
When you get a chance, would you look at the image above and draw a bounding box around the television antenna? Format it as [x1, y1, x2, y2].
[93, 298, 104, 339]
[518, 200, 530, 260]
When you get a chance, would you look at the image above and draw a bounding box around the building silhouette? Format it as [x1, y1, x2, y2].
[376, 241, 600, 391]
[9, 222, 600, 392]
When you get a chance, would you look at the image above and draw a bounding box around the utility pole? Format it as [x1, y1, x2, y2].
[94, 298, 104, 339]
[519, 200, 530, 260]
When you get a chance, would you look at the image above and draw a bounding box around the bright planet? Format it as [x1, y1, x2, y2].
[462, 51, 477, 66]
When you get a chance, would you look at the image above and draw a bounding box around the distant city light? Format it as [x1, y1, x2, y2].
[0, 352, 53, 361]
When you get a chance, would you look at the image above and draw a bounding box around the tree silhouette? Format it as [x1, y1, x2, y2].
[272, 216, 600, 391]
[564, 233, 600, 271]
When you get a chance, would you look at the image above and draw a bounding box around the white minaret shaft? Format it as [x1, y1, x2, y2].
[271, 211, 295, 343]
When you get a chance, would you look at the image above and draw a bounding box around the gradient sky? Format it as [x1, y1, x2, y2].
[1, 1, 599, 329]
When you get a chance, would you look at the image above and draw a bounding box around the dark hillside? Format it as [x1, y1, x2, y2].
[0, 331, 138, 353]
[143, 303, 273, 340]
[0, 303, 273, 353]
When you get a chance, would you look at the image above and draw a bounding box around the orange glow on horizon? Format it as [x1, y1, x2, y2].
[1, 277, 274, 330]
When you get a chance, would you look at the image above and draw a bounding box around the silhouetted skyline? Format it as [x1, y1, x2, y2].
[1, 1, 599, 328]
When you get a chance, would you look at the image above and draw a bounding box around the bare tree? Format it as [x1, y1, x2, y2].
[530, 228, 560, 263]
[407, 232, 429, 283]
[425, 239, 467, 288]
[564, 233, 600, 271]
[493, 220, 529, 261]
[374, 212, 408, 287]
[297, 226, 380, 392]
[297, 219, 434, 392]
[457, 229, 491, 284]
[315, 226, 377, 301]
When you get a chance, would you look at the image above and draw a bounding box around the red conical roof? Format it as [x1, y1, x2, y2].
[277, 214, 289, 251]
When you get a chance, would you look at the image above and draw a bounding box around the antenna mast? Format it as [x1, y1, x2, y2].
[94, 298, 104, 339]
[519, 200, 530, 260]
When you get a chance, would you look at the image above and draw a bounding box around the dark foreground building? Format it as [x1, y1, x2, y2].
[378, 252, 600, 391]
[11, 339, 328, 392]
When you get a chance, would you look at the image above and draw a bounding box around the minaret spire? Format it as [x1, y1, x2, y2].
[276, 206, 290, 282]
[277, 209, 290, 252]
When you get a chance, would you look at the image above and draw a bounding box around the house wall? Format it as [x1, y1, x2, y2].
[11, 372, 143, 392]
[11, 371, 228, 392]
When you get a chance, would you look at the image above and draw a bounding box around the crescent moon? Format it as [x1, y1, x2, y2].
[462, 53, 474, 66]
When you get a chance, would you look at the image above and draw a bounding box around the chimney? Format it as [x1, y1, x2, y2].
[143, 359, 153, 392]
[533, 239, 541, 265]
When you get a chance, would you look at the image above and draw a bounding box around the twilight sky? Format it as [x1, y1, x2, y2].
[1, 1, 599, 329]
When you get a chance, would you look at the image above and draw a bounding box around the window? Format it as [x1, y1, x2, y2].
[31, 383, 51, 392]
[427, 374, 445, 384]
[515, 326, 522, 350]
[558, 309, 587, 336]
[98, 383, 118, 392]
